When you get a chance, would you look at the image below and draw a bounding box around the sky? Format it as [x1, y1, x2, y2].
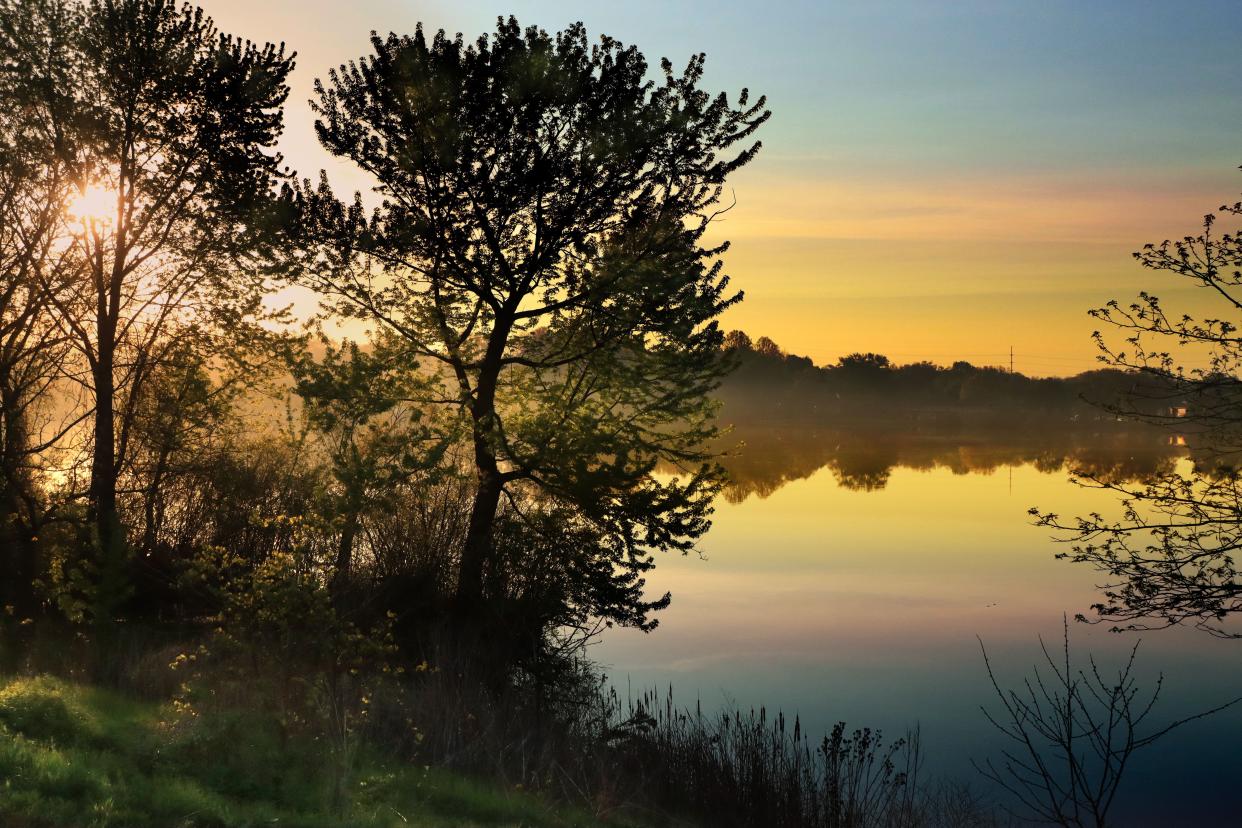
[198, 0, 1242, 375]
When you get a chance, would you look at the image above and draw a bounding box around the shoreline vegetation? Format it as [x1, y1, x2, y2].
[1, 626, 1007, 828]
[5, 615, 1225, 827]
[708, 333, 1191, 501]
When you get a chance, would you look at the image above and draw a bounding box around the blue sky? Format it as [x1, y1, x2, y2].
[202, 0, 1242, 373]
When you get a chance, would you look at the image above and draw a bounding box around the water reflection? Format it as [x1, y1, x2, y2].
[614, 421, 1242, 826]
[715, 421, 1181, 501]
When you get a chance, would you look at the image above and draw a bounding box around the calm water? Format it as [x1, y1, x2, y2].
[598, 429, 1242, 825]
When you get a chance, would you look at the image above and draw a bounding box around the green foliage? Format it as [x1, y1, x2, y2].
[0, 0, 300, 612]
[489, 501, 673, 634]
[291, 331, 456, 583]
[0, 675, 613, 827]
[292, 15, 769, 609]
[182, 540, 395, 674]
[293, 333, 430, 441]
[0, 679, 83, 745]
[37, 509, 105, 624]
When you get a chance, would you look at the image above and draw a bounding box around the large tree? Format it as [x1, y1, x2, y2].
[1037, 170, 1242, 638]
[0, 0, 85, 612]
[44, 0, 293, 610]
[295, 18, 768, 612]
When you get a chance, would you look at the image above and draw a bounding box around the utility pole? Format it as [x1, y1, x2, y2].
[1009, 345, 1014, 374]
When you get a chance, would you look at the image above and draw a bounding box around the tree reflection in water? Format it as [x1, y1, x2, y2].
[700, 419, 1181, 502]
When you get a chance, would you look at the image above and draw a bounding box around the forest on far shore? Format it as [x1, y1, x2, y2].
[716, 331, 1180, 426]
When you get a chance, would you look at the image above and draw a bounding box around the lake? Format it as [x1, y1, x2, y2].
[598, 426, 1242, 826]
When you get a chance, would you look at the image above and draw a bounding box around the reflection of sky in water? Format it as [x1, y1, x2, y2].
[597, 459, 1242, 826]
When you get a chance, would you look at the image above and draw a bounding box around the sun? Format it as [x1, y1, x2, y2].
[67, 184, 117, 225]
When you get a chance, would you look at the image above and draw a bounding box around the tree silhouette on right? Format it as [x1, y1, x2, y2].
[977, 619, 1240, 827]
[1036, 169, 1242, 638]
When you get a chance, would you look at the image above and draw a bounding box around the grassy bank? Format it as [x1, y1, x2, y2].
[0, 675, 625, 828]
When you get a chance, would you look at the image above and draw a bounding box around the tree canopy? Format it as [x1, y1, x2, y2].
[0, 0, 295, 616]
[291, 17, 769, 620]
[1038, 172, 1242, 638]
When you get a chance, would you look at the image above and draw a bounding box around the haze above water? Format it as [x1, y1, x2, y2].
[598, 426, 1242, 826]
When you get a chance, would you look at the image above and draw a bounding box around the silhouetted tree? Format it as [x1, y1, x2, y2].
[1037, 171, 1242, 638]
[0, 0, 84, 612]
[837, 352, 890, 370]
[753, 335, 783, 358]
[45, 0, 294, 614]
[977, 620, 1239, 827]
[294, 18, 769, 613]
[723, 329, 754, 352]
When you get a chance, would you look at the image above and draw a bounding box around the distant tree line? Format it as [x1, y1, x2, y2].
[716, 330, 1170, 426]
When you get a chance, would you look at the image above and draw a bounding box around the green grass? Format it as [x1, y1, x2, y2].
[0, 675, 621, 827]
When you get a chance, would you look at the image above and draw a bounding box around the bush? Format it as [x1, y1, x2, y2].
[0, 677, 86, 745]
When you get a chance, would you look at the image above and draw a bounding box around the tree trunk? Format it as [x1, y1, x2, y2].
[456, 463, 502, 606]
[331, 507, 360, 595]
[91, 343, 117, 550]
[0, 386, 30, 611]
[453, 309, 514, 608]
[139, 447, 170, 557]
[90, 313, 126, 616]
[0, 487, 37, 615]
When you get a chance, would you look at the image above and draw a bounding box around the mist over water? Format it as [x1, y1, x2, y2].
[603, 424, 1242, 826]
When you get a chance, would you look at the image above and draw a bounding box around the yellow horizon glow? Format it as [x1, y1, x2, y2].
[699, 166, 1238, 375]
